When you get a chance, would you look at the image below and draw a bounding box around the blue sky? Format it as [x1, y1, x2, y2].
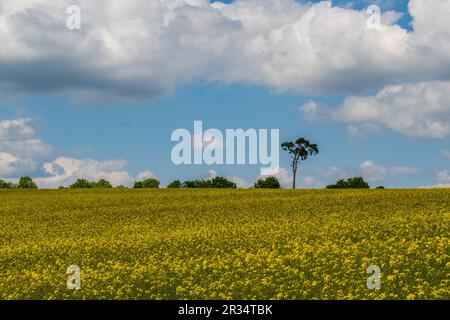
[0, 0, 449, 188]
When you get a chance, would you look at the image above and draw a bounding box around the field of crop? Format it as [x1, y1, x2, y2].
[0, 189, 448, 300]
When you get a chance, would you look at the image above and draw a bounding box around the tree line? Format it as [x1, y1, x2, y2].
[0, 175, 381, 190]
[0, 137, 384, 190]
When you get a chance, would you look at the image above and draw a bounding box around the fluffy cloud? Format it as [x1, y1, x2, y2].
[135, 170, 156, 181]
[333, 81, 450, 139]
[424, 170, 450, 188]
[259, 166, 293, 188]
[306, 160, 420, 187]
[436, 170, 450, 184]
[34, 156, 153, 188]
[1, 0, 450, 100]
[0, 118, 53, 175]
[0, 117, 156, 187]
[0, 151, 33, 176]
[304, 81, 450, 139]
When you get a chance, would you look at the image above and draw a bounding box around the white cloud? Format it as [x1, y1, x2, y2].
[259, 166, 292, 188]
[1, 0, 450, 100]
[305, 160, 420, 187]
[34, 157, 157, 188]
[306, 81, 450, 139]
[436, 170, 450, 184]
[300, 101, 321, 122]
[228, 176, 251, 189]
[135, 170, 156, 181]
[0, 151, 33, 176]
[423, 170, 450, 188]
[346, 123, 381, 138]
[359, 160, 387, 182]
[206, 169, 217, 179]
[35, 157, 134, 188]
[0, 118, 53, 175]
[0, 118, 53, 158]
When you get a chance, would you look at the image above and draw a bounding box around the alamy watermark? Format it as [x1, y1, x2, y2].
[67, 265, 81, 290]
[66, 5, 81, 30]
[171, 121, 280, 175]
[366, 265, 381, 290]
[366, 5, 381, 30]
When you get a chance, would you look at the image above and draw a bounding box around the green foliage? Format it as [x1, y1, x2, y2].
[326, 177, 370, 189]
[254, 176, 281, 189]
[70, 178, 94, 189]
[210, 177, 237, 189]
[94, 179, 113, 189]
[376, 186, 386, 189]
[17, 176, 38, 189]
[0, 179, 15, 189]
[281, 137, 319, 189]
[70, 178, 113, 189]
[133, 178, 160, 189]
[182, 180, 211, 188]
[167, 180, 182, 188]
[182, 177, 237, 189]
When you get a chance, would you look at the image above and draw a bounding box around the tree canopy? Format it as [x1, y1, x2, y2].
[281, 137, 319, 189]
[133, 178, 160, 188]
[254, 176, 281, 189]
[326, 177, 370, 189]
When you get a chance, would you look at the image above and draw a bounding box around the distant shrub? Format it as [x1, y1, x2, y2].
[0, 179, 14, 189]
[210, 177, 237, 189]
[17, 176, 38, 189]
[134, 178, 160, 189]
[182, 177, 236, 189]
[70, 178, 94, 189]
[182, 180, 212, 188]
[326, 177, 370, 189]
[94, 179, 113, 189]
[167, 180, 182, 188]
[70, 178, 113, 189]
[376, 186, 386, 189]
[254, 177, 281, 189]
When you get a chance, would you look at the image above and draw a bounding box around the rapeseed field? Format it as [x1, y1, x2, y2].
[0, 189, 448, 299]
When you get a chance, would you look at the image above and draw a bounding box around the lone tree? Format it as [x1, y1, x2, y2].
[281, 138, 319, 189]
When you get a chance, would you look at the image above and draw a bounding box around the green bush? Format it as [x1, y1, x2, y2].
[167, 180, 182, 188]
[70, 178, 94, 189]
[133, 178, 160, 189]
[0, 179, 14, 189]
[181, 177, 237, 189]
[70, 178, 113, 189]
[94, 179, 113, 189]
[326, 177, 370, 189]
[17, 176, 38, 189]
[254, 177, 281, 189]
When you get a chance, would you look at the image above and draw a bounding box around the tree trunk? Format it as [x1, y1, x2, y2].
[292, 167, 297, 189]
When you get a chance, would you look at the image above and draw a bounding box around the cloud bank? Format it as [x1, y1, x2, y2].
[1, 0, 450, 100]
